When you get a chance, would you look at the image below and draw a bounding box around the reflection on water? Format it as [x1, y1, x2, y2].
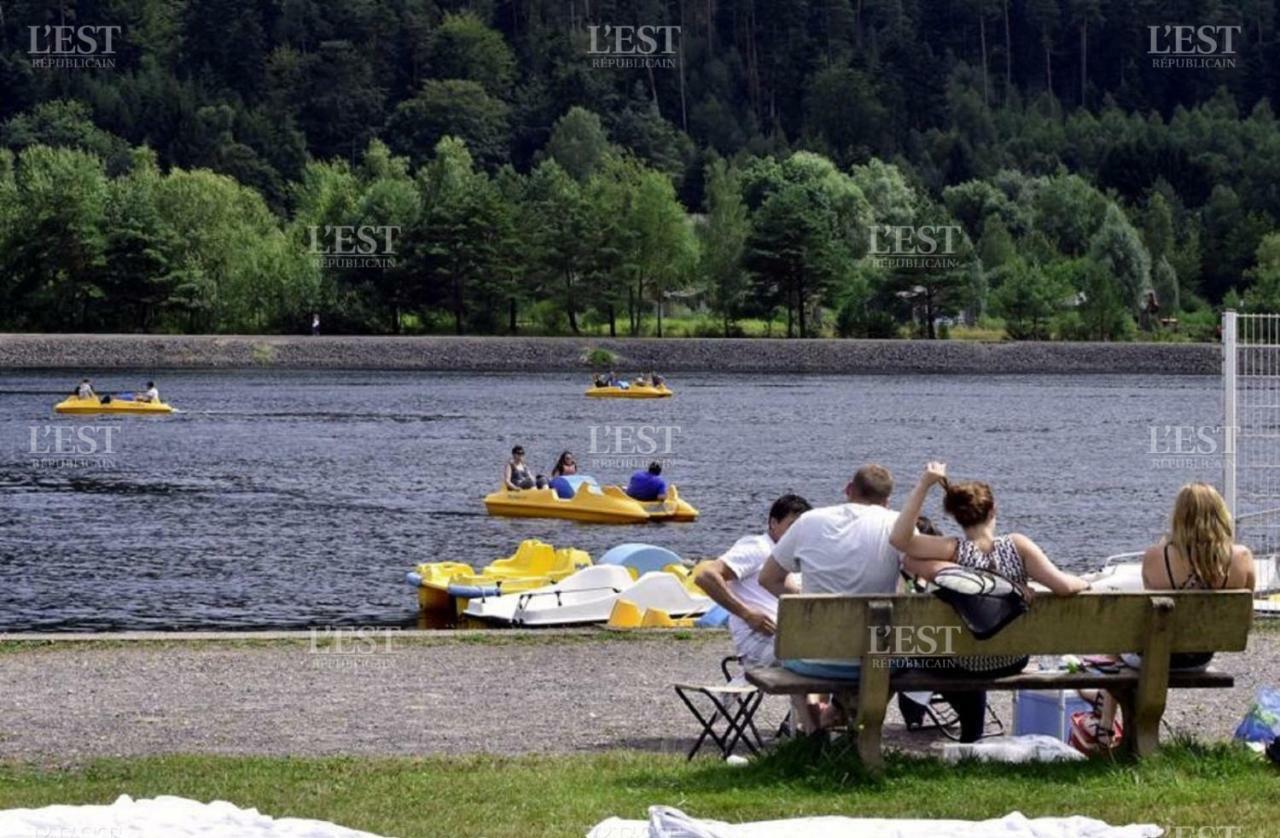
[0, 368, 1222, 631]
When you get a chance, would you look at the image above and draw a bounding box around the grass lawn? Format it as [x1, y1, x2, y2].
[0, 740, 1274, 837]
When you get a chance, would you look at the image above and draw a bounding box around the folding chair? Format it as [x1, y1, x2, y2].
[673, 681, 763, 760]
[672, 655, 784, 760]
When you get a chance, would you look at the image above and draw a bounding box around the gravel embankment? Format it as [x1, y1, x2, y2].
[1, 630, 1273, 759]
[0, 333, 1221, 374]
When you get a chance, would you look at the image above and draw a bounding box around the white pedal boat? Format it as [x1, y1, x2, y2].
[463, 565, 633, 623]
[1083, 551, 1280, 615]
[464, 565, 712, 626]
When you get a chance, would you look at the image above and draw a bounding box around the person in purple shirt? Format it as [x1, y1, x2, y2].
[626, 461, 668, 501]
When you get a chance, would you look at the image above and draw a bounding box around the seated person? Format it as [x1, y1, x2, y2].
[651, 372, 664, 387]
[76, 379, 94, 399]
[1090, 482, 1256, 742]
[135, 381, 160, 403]
[548, 451, 578, 499]
[625, 461, 667, 501]
[504, 446, 535, 490]
[694, 495, 811, 667]
[889, 461, 1088, 742]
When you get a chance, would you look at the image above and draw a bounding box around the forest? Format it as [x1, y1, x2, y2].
[4, 0, 1280, 340]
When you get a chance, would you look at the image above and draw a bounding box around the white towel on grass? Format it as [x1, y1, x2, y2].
[587, 807, 1161, 838]
[0, 795, 384, 837]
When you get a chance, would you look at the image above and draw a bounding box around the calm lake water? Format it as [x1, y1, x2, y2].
[0, 369, 1223, 631]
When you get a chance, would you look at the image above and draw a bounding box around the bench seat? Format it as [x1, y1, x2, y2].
[746, 664, 1234, 695]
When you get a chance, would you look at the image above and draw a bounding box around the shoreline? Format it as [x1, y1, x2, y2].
[0, 333, 1221, 374]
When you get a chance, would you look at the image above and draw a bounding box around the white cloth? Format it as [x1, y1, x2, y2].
[144, 387, 159, 402]
[770, 503, 902, 595]
[719, 534, 780, 662]
[77, 384, 93, 398]
[588, 806, 1160, 837]
[0, 794, 382, 837]
[941, 735, 1086, 764]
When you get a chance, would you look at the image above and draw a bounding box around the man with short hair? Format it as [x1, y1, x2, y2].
[694, 494, 813, 667]
[759, 464, 903, 598]
[758, 464, 907, 729]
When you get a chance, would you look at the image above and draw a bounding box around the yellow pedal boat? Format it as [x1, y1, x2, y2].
[484, 483, 651, 524]
[585, 384, 673, 399]
[408, 539, 592, 611]
[483, 479, 698, 524]
[54, 396, 173, 415]
[636, 485, 699, 522]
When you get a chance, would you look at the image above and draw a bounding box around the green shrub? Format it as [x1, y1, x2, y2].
[530, 300, 567, 335]
[585, 347, 616, 368]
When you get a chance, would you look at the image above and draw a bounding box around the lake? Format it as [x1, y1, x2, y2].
[0, 370, 1222, 631]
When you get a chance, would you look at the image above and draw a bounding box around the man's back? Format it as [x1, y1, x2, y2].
[771, 503, 901, 594]
[626, 471, 666, 501]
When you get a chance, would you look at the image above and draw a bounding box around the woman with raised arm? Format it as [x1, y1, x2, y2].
[889, 461, 1089, 595]
[888, 461, 1089, 741]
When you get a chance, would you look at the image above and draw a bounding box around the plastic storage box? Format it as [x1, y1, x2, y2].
[1012, 690, 1093, 742]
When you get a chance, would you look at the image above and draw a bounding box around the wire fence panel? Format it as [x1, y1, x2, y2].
[1225, 311, 1280, 563]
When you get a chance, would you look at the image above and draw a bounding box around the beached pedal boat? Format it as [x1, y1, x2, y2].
[406, 540, 591, 612]
[54, 395, 173, 415]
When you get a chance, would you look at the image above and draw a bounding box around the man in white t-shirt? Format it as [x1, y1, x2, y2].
[758, 464, 905, 730]
[693, 495, 812, 667]
[759, 463, 903, 598]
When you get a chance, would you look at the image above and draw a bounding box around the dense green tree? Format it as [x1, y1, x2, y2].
[544, 107, 613, 183]
[1087, 202, 1152, 312]
[414, 137, 516, 334]
[385, 80, 510, 169]
[991, 258, 1067, 339]
[699, 158, 751, 335]
[425, 12, 517, 96]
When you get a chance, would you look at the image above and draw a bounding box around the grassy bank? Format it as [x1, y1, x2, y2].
[0, 741, 1273, 837]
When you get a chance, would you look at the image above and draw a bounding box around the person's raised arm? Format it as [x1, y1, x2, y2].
[758, 557, 789, 598]
[1013, 533, 1089, 594]
[889, 462, 957, 561]
[694, 560, 775, 636]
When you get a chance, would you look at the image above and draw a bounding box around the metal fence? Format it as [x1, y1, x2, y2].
[1223, 311, 1280, 560]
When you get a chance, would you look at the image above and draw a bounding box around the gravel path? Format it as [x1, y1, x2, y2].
[1, 630, 1274, 760]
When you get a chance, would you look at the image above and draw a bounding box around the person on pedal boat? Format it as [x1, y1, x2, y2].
[548, 451, 578, 498]
[625, 461, 667, 501]
[135, 381, 160, 403]
[75, 379, 94, 399]
[504, 446, 536, 490]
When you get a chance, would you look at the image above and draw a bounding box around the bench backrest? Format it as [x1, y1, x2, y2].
[775, 591, 1254, 659]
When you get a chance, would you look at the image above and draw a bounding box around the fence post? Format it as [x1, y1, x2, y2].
[1223, 309, 1238, 520]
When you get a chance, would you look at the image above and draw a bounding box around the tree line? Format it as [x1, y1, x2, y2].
[3, 1, 1280, 338]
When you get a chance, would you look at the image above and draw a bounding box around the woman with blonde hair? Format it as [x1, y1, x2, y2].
[1083, 483, 1257, 750]
[1135, 482, 1255, 668]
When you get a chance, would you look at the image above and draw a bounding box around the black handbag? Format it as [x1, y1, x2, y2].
[931, 565, 1031, 641]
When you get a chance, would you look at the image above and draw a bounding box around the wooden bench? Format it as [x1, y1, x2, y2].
[746, 591, 1253, 770]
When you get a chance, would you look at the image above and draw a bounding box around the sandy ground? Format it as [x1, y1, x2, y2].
[0, 629, 1274, 760]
